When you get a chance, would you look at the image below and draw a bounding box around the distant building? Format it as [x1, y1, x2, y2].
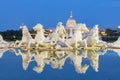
[66, 11, 89, 37]
[66, 11, 77, 28]
[66, 11, 78, 37]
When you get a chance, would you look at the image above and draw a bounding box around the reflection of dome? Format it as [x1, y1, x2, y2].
[66, 12, 77, 28]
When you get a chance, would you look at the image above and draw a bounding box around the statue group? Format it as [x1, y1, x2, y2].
[0, 22, 119, 50]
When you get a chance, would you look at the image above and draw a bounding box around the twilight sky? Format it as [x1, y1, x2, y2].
[0, 0, 120, 31]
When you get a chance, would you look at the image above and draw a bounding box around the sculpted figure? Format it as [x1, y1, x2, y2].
[14, 25, 33, 47]
[28, 23, 46, 48]
[55, 22, 67, 41]
[86, 25, 99, 47]
[0, 35, 9, 47]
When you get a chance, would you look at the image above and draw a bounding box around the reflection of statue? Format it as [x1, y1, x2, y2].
[33, 51, 49, 73]
[12, 48, 107, 74]
[87, 49, 107, 72]
[87, 50, 99, 72]
[111, 49, 120, 56]
[14, 25, 33, 47]
[48, 51, 68, 69]
[18, 49, 34, 70]
[0, 49, 8, 58]
[69, 51, 89, 74]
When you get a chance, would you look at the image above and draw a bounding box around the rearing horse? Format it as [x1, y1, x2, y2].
[28, 23, 46, 48]
[86, 25, 99, 47]
[14, 25, 33, 47]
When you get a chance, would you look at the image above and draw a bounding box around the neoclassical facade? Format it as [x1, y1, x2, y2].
[66, 12, 78, 37]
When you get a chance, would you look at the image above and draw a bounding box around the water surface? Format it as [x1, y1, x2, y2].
[0, 49, 120, 80]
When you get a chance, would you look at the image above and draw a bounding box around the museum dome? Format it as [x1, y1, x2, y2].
[66, 12, 77, 28]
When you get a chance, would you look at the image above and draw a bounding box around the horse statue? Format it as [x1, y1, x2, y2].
[85, 25, 99, 47]
[85, 25, 107, 47]
[28, 23, 46, 48]
[0, 35, 4, 42]
[0, 34, 9, 48]
[14, 25, 33, 47]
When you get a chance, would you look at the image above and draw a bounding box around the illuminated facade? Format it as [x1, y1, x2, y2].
[66, 12, 77, 28]
[66, 12, 78, 37]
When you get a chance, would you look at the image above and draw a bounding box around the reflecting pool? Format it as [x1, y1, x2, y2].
[0, 48, 120, 80]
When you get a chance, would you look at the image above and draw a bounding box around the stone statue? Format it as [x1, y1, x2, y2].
[28, 23, 46, 48]
[14, 25, 33, 47]
[0, 34, 9, 47]
[86, 25, 99, 47]
[55, 22, 67, 41]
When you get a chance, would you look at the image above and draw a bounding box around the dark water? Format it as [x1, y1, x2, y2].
[0, 49, 120, 80]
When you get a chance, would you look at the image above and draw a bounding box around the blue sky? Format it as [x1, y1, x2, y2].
[0, 0, 120, 31]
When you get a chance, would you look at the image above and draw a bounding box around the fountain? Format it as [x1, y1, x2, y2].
[1, 21, 120, 50]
